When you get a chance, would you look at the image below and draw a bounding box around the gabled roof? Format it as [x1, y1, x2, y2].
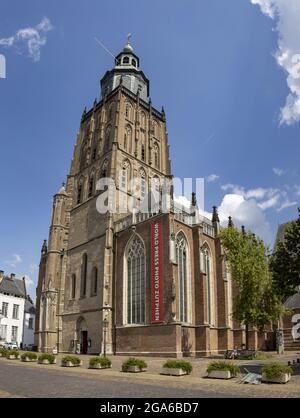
[0, 276, 26, 298]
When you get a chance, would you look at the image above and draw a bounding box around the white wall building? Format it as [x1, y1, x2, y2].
[23, 300, 36, 348]
[0, 271, 35, 348]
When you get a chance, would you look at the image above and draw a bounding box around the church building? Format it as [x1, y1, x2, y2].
[35, 40, 256, 357]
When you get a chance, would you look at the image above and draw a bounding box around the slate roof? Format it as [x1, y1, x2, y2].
[284, 292, 300, 309]
[0, 276, 26, 298]
[25, 299, 36, 315]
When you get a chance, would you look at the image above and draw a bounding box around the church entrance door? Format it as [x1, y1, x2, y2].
[81, 331, 88, 354]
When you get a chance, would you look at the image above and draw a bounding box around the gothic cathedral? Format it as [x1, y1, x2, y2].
[35, 40, 260, 357]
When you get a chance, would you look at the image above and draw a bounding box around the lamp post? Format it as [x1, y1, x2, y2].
[102, 318, 108, 358]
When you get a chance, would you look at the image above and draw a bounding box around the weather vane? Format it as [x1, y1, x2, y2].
[127, 33, 132, 44]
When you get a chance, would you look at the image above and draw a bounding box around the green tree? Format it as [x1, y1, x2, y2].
[270, 208, 300, 302]
[219, 225, 284, 349]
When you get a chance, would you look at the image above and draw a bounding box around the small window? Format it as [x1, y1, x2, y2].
[123, 56, 130, 64]
[88, 176, 94, 198]
[81, 254, 88, 297]
[77, 183, 83, 204]
[28, 318, 34, 330]
[141, 145, 145, 161]
[71, 274, 76, 299]
[132, 58, 137, 67]
[12, 304, 19, 320]
[91, 267, 98, 296]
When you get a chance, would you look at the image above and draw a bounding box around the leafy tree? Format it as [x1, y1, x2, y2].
[270, 208, 300, 302]
[219, 225, 284, 349]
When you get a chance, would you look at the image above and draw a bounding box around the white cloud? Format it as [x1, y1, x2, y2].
[250, 0, 300, 125]
[258, 194, 281, 210]
[206, 174, 220, 183]
[5, 254, 22, 269]
[0, 17, 53, 62]
[218, 194, 272, 243]
[221, 183, 279, 202]
[29, 263, 39, 273]
[273, 167, 286, 176]
[277, 198, 298, 212]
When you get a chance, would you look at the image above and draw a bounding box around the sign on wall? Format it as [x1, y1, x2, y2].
[151, 220, 164, 323]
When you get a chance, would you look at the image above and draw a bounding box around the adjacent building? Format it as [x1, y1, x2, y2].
[35, 40, 269, 357]
[0, 271, 35, 348]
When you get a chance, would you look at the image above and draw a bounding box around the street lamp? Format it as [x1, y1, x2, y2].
[102, 318, 109, 358]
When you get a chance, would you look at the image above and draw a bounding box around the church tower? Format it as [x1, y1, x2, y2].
[36, 38, 172, 354]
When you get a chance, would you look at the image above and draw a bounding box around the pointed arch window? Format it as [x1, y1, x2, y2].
[176, 233, 189, 323]
[153, 143, 160, 169]
[71, 274, 76, 299]
[124, 125, 132, 153]
[125, 103, 133, 120]
[77, 178, 84, 204]
[100, 160, 108, 178]
[201, 245, 215, 325]
[104, 125, 111, 152]
[91, 267, 98, 296]
[123, 56, 130, 65]
[88, 174, 95, 198]
[140, 112, 146, 129]
[81, 253, 88, 298]
[125, 237, 146, 325]
[121, 160, 130, 191]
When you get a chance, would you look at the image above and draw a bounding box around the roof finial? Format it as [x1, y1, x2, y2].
[127, 33, 132, 44]
[228, 216, 234, 228]
[212, 206, 220, 223]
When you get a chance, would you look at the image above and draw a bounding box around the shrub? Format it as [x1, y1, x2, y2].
[122, 358, 147, 371]
[0, 347, 8, 357]
[7, 350, 19, 358]
[89, 357, 112, 368]
[61, 356, 81, 366]
[38, 353, 56, 364]
[21, 352, 37, 361]
[261, 363, 293, 379]
[163, 360, 193, 374]
[254, 352, 273, 361]
[207, 361, 240, 377]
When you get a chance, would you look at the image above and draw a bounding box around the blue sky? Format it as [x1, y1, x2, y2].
[0, 0, 300, 300]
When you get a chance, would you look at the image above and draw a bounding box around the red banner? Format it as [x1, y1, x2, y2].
[151, 220, 164, 323]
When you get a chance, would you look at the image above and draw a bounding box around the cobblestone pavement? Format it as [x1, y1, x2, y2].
[1, 352, 300, 398]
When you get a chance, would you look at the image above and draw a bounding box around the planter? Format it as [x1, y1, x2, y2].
[62, 361, 82, 368]
[89, 364, 112, 370]
[38, 358, 57, 365]
[207, 370, 232, 380]
[123, 366, 146, 373]
[7, 355, 20, 360]
[262, 373, 291, 384]
[21, 357, 37, 362]
[161, 367, 187, 376]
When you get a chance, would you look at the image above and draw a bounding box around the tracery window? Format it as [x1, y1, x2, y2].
[176, 233, 190, 323]
[125, 237, 146, 325]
